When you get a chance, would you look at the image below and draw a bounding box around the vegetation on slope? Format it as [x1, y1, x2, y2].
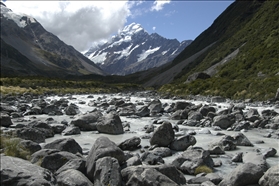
[159, 0, 279, 101]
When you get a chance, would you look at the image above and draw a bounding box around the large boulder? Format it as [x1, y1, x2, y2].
[118, 136, 141, 151]
[56, 169, 93, 186]
[259, 164, 279, 186]
[136, 106, 150, 117]
[232, 132, 253, 146]
[65, 103, 79, 115]
[242, 152, 268, 171]
[86, 136, 126, 182]
[212, 114, 235, 129]
[96, 113, 124, 134]
[150, 121, 174, 147]
[173, 101, 193, 111]
[169, 134, 196, 151]
[121, 166, 179, 186]
[71, 111, 102, 131]
[56, 158, 86, 175]
[1, 155, 57, 186]
[27, 121, 54, 138]
[209, 135, 236, 151]
[93, 157, 122, 186]
[0, 113, 13, 127]
[19, 139, 42, 154]
[62, 126, 81, 136]
[148, 99, 163, 115]
[15, 127, 46, 143]
[43, 138, 83, 155]
[172, 147, 214, 175]
[140, 152, 164, 165]
[219, 163, 264, 186]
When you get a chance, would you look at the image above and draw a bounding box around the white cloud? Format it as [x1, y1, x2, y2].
[151, 0, 171, 11]
[4, 1, 131, 52]
[152, 26, 156, 31]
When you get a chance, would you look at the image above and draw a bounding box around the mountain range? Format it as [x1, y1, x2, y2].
[0, 2, 105, 77]
[84, 23, 192, 75]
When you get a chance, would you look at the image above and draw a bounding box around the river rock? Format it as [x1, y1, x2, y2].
[122, 166, 179, 186]
[148, 99, 163, 115]
[27, 121, 54, 138]
[43, 138, 83, 155]
[96, 113, 124, 134]
[219, 162, 264, 186]
[118, 136, 141, 151]
[211, 96, 226, 103]
[232, 132, 254, 146]
[260, 147, 277, 158]
[93, 157, 122, 186]
[212, 114, 235, 129]
[170, 109, 188, 120]
[15, 127, 46, 143]
[42, 104, 60, 115]
[137, 105, 150, 117]
[86, 136, 126, 182]
[242, 151, 268, 171]
[150, 121, 174, 147]
[19, 139, 42, 154]
[140, 152, 164, 165]
[155, 165, 187, 185]
[205, 173, 223, 185]
[173, 101, 192, 111]
[49, 123, 66, 134]
[65, 103, 79, 115]
[62, 126, 81, 135]
[56, 158, 86, 175]
[71, 111, 102, 131]
[150, 147, 172, 157]
[0, 113, 13, 127]
[1, 155, 57, 186]
[170, 134, 196, 151]
[172, 147, 214, 175]
[259, 164, 279, 186]
[56, 169, 93, 186]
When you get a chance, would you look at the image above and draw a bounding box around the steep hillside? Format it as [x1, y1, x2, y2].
[84, 23, 191, 75]
[146, 0, 278, 100]
[0, 3, 105, 77]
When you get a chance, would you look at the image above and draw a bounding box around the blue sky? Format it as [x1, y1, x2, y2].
[2, 1, 234, 51]
[127, 1, 233, 41]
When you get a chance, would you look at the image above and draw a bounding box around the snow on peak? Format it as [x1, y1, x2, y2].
[121, 22, 144, 35]
[1, 4, 37, 28]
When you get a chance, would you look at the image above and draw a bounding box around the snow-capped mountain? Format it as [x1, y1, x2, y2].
[0, 2, 105, 77]
[84, 23, 192, 75]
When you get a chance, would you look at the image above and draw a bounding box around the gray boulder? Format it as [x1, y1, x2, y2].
[211, 96, 226, 103]
[212, 114, 235, 129]
[118, 136, 141, 151]
[27, 121, 54, 138]
[136, 106, 150, 117]
[71, 111, 102, 131]
[56, 169, 93, 186]
[232, 132, 253, 146]
[96, 113, 124, 134]
[172, 147, 214, 175]
[173, 101, 192, 111]
[56, 158, 86, 175]
[65, 103, 79, 115]
[170, 134, 196, 151]
[140, 152, 164, 165]
[42, 104, 60, 115]
[150, 147, 172, 157]
[122, 167, 179, 186]
[242, 152, 268, 171]
[150, 121, 174, 147]
[210, 135, 236, 151]
[93, 157, 122, 186]
[0, 113, 13, 127]
[16, 127, 45, 143]
[259, 164, 279, 186]
[19, 139, 42, 154]
[148, 99, 163, 114]
[86, 136, 125, 182]
[49, 124, 66, 134]
[62, 126, 81, 135]
[219, 162, 264, 186]
[170, 109, 188, 120]
[43, 138, 82, 155]
[1, 155, 57, 186]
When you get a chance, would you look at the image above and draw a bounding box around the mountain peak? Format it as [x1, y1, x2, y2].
[121, 22, 145, 35]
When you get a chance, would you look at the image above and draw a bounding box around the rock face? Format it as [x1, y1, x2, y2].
[96, 113, 124, 134]
[56, 169, 93, 186]
[259, 164, 279, 186]
[1, 155, 57, 186]
[71, 111, 102, 131]
[172, 147, 214, 175]
[170, 134, 196, 151]
[93, 157, 122, 186]
[43, 138, 83, 155]
[150, 121, 174, 147]
[219, 163, 264, 186]
[86, 136, 125, 182]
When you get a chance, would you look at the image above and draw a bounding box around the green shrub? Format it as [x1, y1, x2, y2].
[194, 165, 213, 175]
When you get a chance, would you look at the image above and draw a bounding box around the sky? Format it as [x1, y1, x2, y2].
[2, 0, 233, 52]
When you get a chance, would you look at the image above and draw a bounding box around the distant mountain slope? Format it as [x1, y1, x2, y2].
[0, 3, 105, 77]
[143, 0, 279, 100]
[84, 23, 192, 75]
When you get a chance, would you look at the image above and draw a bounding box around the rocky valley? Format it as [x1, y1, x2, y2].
[1, 91, 279, 185]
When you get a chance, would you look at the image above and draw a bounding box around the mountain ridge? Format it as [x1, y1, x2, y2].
[84, 22, 192, 75]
